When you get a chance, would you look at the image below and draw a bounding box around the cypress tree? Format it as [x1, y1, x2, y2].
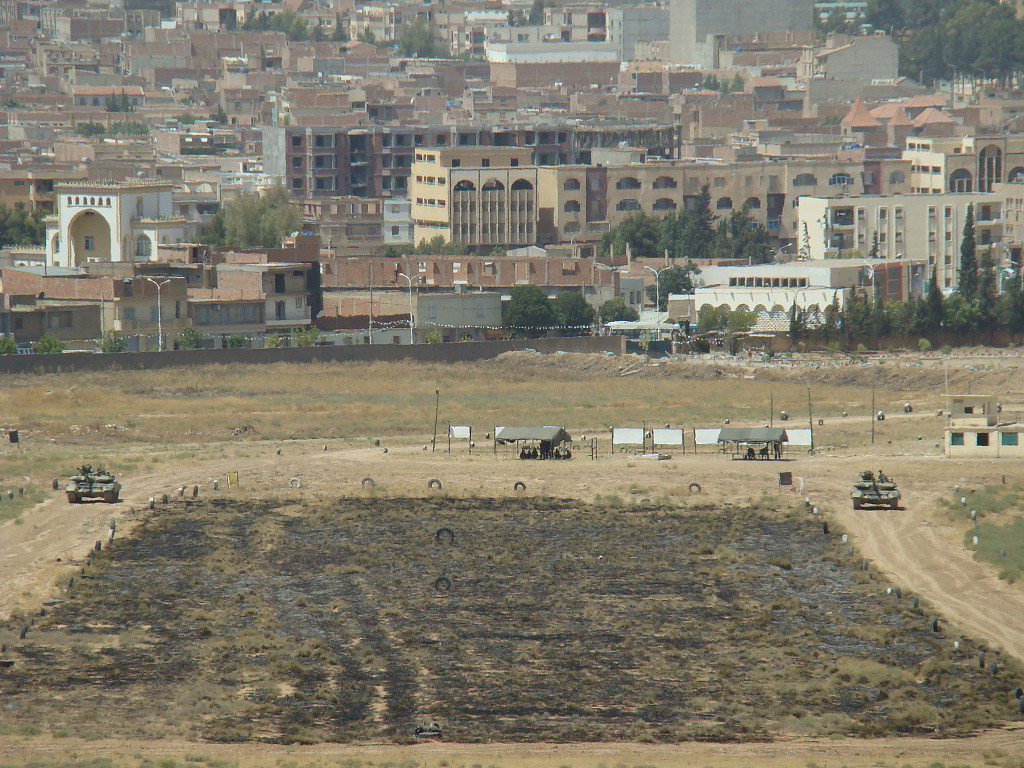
[926, 267, 944, 333]
[959, 204, 977, 297]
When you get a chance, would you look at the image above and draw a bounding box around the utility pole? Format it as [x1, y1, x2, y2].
[143, 277, 172, 352]
[769, 390, 773, 427]
[432, 386, 440, 452]
[807, 387, 814, 454]
[871, 388, 875, 444]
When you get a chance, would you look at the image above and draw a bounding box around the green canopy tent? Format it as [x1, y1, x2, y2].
[717, 427, 788, 460]
[494, 426, 572, 459]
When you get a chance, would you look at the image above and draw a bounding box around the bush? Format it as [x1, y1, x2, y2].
[225, 334, 246, 348]
[918, 338, 932, 353]
[33, 334, 66, 354]
[424, 330, 442, 343]
[0, 336, 16, 354]
[177, 327, 205, 349]
[265, 333, 283, 349]
[99, 331, 128, 353]
[855, 343, 868, 353]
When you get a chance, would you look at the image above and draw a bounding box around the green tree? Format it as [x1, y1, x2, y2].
[600, 211, 660, 260]
[0, 336, 17, 354]
[265, 333, 283, 349]
[528, 0, 545, 25]
[976, 246, 998, 336]
[424, 329, 442, 343]
[244, 9, 308, 40]
[789, 302, 808, 342]
[33, 334, 65, 354]
[645, 263, 698, 310]
[99, 331, 128, 353]
[397, 17, 439, 57]
[202, 186, 300, 248]
[924, 267, 945, 332]
[840, 290, 871, 343]
[225, 334, 246, 348]
[505, 284, 558, 338]
[553, 291, 595, 335]
[291, 326, 321, 346]
[959, 203, 977, 297]
[697, 306, 756, 333]
[943, 292, 981, 340]
[177, 326, 204, 349]
[685, 184, 716, 261]
[0, 202, 46, 245]
[869, 294, 891, 340]
[598, 297, 640, 323]
[997, 274, 1024, 341]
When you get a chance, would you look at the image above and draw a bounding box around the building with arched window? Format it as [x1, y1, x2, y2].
[46, 181, 189, 269]
[410, 147, 538, 251]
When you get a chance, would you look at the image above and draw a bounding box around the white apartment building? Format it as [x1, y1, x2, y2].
[797, 193, 1005, 291]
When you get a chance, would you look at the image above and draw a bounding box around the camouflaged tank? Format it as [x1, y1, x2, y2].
[851, 470, 900, 510]
[66, 465, 120, 503]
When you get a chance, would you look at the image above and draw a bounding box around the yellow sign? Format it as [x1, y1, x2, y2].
[227, 471, 239, 486]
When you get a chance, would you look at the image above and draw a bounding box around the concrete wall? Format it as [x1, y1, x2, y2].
[0, 335, 625, 375]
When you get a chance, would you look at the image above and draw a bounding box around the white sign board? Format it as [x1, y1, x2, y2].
[786, 428, 813, 446]
[449, 425, 471, 439]
[652, 428, 685, 446]
[612, 427, 645, 446]
[694, 428, 722, 445]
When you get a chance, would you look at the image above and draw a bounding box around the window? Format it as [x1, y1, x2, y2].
[950, 432, 964, 446]
[1002, 432, 1019, 446]
[84, 235, 95, 251]
[564, 200, 580, 213]
[481, 159, 490, 167]
[275, 301, 286, 320]
[977, 432, 990, 447]
[392, 225, 400, 236]
[564, 178, 581, 190]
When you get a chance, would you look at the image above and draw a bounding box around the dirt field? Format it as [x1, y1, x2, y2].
[4, 350, 1024, 766]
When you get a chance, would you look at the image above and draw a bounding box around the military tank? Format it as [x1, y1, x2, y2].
[66, 465, 120, 504]
[852, 470, 900, 510]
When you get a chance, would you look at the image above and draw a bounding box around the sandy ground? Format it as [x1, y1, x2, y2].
[5, 427, 1024, 764]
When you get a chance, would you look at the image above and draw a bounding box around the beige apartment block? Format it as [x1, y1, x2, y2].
[797, 193, 1005, 291]
[904, 135, 1024, 194]
[535, 156, 911, 249]
[410, 147, 538, 251]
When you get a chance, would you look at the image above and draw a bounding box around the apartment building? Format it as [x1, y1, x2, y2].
[797, 193, 1005, 291]
[262, 122, 680, 199]
[534, 155, 912, 250]
[904, 135, 1024, 194]
[409, 147, 538, 250]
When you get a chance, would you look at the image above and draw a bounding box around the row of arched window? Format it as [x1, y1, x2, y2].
[452, 179, 534, 192]
[66, 196, 113, 207]
[562, 196, 763, 214]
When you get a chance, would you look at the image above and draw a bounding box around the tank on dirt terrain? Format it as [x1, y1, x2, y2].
[65, 465, 120, 504]
[851, 470, 900, 510]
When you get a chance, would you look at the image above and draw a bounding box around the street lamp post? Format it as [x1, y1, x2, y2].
[642, 265, 670, 315]
[398, 272, 413, 343]
[143, 277, 172, 352]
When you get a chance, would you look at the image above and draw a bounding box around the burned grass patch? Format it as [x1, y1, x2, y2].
[0, 497, 1018, 743]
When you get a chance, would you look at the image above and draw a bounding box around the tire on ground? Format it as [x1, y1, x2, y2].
[428, 478, 442, 490]
[361, 477, 375, 488]
[434, 576, 451, 592]
[435, 527, 455, 545]
[513, 481, 527, 491]
[688, 482, 702, 493]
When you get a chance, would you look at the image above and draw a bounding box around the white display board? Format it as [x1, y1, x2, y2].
[694, 428, 722, 445]
[449, 425, 471, 439]
[652, 428, 685, 446]
[612, 427, 645, 446]
[786, 428, 813, 446]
